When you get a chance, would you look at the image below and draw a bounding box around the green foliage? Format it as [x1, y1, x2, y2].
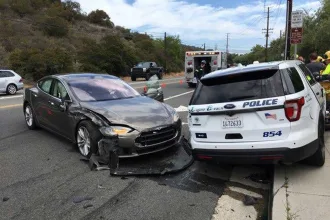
[87, 9, 114, 27]
[9, 46, 72, 80]
[38, 16, 69, 37]
[9, 0, 34, 17]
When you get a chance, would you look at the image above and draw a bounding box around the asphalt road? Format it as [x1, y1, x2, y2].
[0, 77, 270, 220]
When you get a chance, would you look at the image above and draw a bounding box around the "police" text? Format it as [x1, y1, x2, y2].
[242, 99, 278, 108]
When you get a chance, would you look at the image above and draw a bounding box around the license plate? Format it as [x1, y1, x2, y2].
[192, 77, 197, 83]
[222, 116, 243, 128]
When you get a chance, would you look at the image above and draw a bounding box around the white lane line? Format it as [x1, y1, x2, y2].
[132, 80, 186, 89]
[129, 77, 184, 85]
[0, 95, 23, 100]
[164, 91, 194, 101]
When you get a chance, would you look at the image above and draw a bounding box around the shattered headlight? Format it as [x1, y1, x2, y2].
[99, 126, 132, 136]
[173, 111, 180, 123]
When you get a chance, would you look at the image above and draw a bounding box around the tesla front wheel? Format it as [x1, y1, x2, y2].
[24, 103, 37, 130]
[76, 121, 101, 158]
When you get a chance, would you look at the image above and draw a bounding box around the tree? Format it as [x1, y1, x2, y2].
[87, 10, 114, 27]
[61, 0, 83, 21]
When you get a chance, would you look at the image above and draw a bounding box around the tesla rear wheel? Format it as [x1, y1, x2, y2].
[76, 121, 101, 158]
[24, 104, 37, 130]
[7, 84, 17, 95]
[131, 75, 136, 81]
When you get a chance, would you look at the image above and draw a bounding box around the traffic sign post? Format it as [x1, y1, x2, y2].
[291, 28, 303, 44]
[291, 10, 304, 59]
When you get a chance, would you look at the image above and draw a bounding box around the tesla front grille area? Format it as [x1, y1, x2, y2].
[135, 126, 178, 149]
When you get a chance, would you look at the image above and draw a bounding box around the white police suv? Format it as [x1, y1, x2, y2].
[188, 61, 326, 166]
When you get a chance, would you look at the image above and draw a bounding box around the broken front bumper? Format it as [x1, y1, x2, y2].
[98, 122, 182, 158]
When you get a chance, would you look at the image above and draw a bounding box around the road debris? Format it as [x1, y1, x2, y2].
[243, 195, 258, 206]
[109, 137, 194, 176]
[72, 196, 94, 204]
[212, 195, 257, 220]
[83, 204, 93, 209]
[2, 197, 9, 202]
[245, 173, 270, 184]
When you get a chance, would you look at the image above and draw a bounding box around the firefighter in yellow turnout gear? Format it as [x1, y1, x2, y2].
[322, 51, 330, 78]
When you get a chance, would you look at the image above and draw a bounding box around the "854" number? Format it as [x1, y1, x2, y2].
[263, 131, 282, 137]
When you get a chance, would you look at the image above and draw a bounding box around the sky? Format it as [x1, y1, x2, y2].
[75, 0, 322, 53]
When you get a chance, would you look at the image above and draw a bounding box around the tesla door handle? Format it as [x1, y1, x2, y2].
[48, 101, 54, 105]
[316, 92, 320, 95]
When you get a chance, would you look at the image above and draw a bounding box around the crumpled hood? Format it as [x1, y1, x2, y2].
[80, 96, 174, 131]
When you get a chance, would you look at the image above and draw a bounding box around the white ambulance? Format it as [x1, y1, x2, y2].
[185, 50, 227, 87]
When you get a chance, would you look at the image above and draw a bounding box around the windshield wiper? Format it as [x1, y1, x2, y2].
[229, 95, 256, 101]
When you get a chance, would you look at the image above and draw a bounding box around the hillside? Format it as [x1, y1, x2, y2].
[0, 0, 202, 81]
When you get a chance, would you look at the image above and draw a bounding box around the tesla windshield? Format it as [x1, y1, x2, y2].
[67, 75, 140, 102]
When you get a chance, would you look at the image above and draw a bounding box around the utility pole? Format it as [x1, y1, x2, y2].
[164, 32, 167, 73]
[284, 0, 293, 60]
[203, 43, 205, 50]
[226, 33, 230, 66]
[262, 7, 273, 62]
[226, 33, 229, 54]
[280, 30, 282, 39]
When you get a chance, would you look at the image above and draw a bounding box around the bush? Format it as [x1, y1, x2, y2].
[9, 46, 72, 80]
[9, 0, 34, 17]
[38, 16, 69, 37]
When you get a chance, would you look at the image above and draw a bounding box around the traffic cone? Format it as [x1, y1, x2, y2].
[179, 80, 183, 85]
[161, 83, 166, 88]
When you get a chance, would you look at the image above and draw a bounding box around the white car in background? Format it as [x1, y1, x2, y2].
[0, 70, 24, 95]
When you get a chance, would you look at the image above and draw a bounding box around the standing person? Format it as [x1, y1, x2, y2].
[195, 60, 207, 80]
[306, 52, 325, 75]
[298, 56, 305, 63]
[321, 51, 330, 79]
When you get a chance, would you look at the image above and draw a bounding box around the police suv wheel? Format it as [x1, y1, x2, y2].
[305, 119, 325, 167]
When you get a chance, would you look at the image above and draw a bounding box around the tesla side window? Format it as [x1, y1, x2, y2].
[52, 80, 70, 100]
[39, 79, 53, 94]
[67, 76, 140, 102]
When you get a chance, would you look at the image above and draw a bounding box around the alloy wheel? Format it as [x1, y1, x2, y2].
[8, 85, 16, 95]
[25, 106, 33, 127]
[77, 126, 91, 157]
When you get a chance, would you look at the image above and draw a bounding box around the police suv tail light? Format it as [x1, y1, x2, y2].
[213, 61, 217, 65]
[188, 61, 192, 65]
[284, 97, 305, 122]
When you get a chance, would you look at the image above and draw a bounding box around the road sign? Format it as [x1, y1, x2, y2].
[291, 28, 303, 44]
[291, 10, 304, 28]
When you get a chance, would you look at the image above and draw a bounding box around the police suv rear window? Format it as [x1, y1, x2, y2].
[190, 70, 285, 105]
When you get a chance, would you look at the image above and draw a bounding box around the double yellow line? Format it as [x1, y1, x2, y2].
[0, 104, 23, 109]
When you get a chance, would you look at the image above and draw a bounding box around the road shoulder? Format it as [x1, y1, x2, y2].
[272, 135, 330, 220]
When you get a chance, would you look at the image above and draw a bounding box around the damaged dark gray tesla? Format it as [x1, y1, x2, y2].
[23, 73, 182, 161]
